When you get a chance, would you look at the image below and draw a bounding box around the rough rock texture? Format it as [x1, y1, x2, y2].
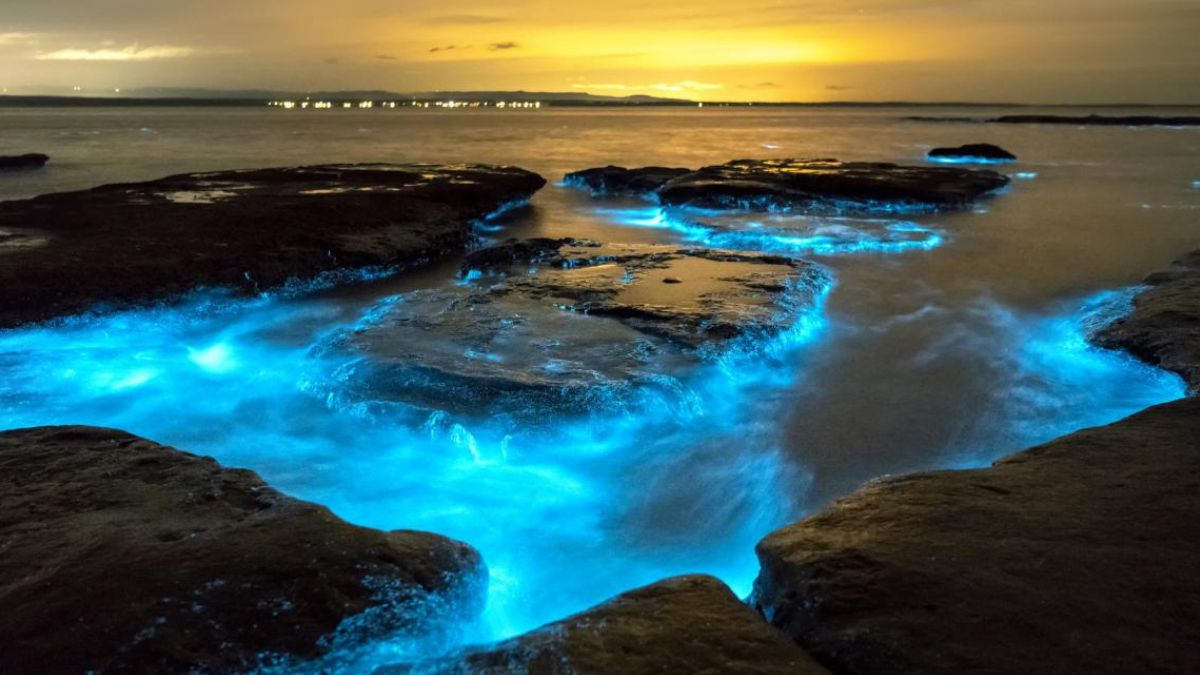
[567, 159, 1009, 210]
[390, 575, 830, 675]
[753, 397, 1200, 675]
[0, 426, 485, 674]
[1094, 250, 1200, 391]
[562, 165, 691, 195]
[0, 153, 49, 170]
[927, 143, 1017, 162]
[0, 163, 546, 328]
[991, 114, 1200, 126]
[310, 238, 829, 416]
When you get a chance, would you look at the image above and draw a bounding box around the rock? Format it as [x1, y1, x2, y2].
[991, 114, 1200, 126]
[389, 575, 830, 675]
[0, 153, 49, 171]
[1094, 250, 1200, 391]
[927, 143, 1017, 162]
[562, 165, 692, 195]
[566, 159, 1009, 211]
[0, 163, 546, 328]
[310, 239, 829, 417]
[752, 397, 1200, 675]
[0, 426, 486, 674]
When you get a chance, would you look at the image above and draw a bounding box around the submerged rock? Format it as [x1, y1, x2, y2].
[927, 143, 1017, 162]
[566, 159, 1009, 211]
[312, 238, 828, 416]
[392, 575, 829, 675]
[0, 163, 546, 328]
[752, 397, 1200, 675]
[0, 153, 49, 171]
[1094, 250, 1200, 390]
[991, 114, 1200, 127]
[562, 165, 691, 195]
[0, 426, 485, 674]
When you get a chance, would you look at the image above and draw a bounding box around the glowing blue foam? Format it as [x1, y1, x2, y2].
[927, 155, 1016, 166]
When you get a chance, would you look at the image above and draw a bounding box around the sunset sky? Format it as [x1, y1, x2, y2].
[1, 0, 1197, 103]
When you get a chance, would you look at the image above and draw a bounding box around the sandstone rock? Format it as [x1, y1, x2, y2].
[0, 163, 546, 328]
[1094, 250, 1200, 390]
[392, 575, 830, 675]
[753, 397, 1200, 675]
[0, 426, 485, 673]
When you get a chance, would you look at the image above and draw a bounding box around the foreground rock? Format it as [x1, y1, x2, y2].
[310, 238, 829, 417]
[753, 397, 1200, 675]
[393, 575, 829, 675]
[0, 153, 49, 171]
[927, 143, 1016, 162]
[562, 165, 691, 195]
[566, 159, 1009, 211]
[0, 426, 485, 673]
[0, 163, 545, 328]
[1094, 250, 1200, 390]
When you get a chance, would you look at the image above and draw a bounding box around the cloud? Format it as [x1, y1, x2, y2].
[323, 57, 339, 65]
[36, 44, 204, 61]
[573, 80, 723, 93]
[425, 14, 508, 25]
[738, 81, 780, 89]
[0, 32, 39, 45]
[825, 84, 854, 90]
[376, 54, 397, 60]
[428, 45, 458, 53]
[488, 42, 519, 51]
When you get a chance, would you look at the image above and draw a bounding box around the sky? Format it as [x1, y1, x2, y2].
[0, 0, 1197, 103]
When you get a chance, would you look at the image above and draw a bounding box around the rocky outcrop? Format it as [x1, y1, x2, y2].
[0, 163, 546, 328]
[1093, 250, 1200, 391]
[927, 143, 1016, 162]
[310, 238, 829, 417]
[992, 114, 1200, 126]
[392, 575, 829, 675]
[0, 153, 49, 171]
[566, 159, 1009, 211]
[752, 397, 1200, 675]
[562, 165, 691, 195]
[0, 426, 485, 674]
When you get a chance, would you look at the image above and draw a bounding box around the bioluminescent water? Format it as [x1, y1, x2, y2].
[1, 105, 1196, 671]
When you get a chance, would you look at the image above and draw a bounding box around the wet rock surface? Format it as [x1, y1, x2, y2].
[752, 397, 1200, 675]
[390, 575, 830, 675]
[567, 159, 1009, 210]
[0, 163, 546, 328]
[0, 153, 49, 171]
[927, 143, 1016, 162]
[0, 426, 485, 674]
[562, 165, 691, 195]
[1094, 250, 1200, 390]
[312, 238, 828, 416]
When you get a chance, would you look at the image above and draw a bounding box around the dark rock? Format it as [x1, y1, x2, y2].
[0, 426, 485, 674]
[0, 153, 49, 171]
[656, 159, 1009, 210]
[562, 165, 691, 195]
[752, 397, 1200, 675]
[0, 163, 546, 328]
[1094, 250, 1200, 391]
[311, 239, 829, 417]
[927, 143, 1017, 162]
[390, 575, 830, 675]
[991, 114, 1200, 126]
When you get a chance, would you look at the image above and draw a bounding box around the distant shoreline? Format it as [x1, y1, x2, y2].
[2, 95, 1198, 109]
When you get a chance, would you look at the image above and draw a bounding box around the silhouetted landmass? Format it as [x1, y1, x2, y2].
[0, 153, 49, 170]
[927, 143, 1017, 161]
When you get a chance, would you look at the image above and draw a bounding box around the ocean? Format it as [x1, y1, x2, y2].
[1, 105, 1196, 669]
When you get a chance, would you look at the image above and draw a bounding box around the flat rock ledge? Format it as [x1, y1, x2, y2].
[1094, 249, 1200, 390]
[390, 575, 829, 675]
[0, 426, 485, 674]
[752, 397, 1200, 675]
[0, 153, 50, 170]
[0, 163, 546, 328]
[565, 158, 1009, 211]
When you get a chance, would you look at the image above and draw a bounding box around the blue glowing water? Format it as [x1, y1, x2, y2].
[0, 105, 1196, 671]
